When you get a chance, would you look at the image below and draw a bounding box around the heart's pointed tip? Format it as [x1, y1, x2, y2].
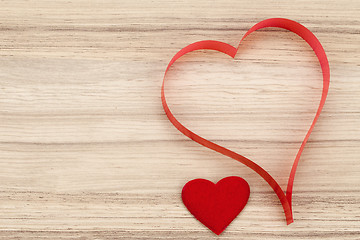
[212, 228, 224, 235]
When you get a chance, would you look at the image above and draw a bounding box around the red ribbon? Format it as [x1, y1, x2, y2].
[161, 18, 330, 224]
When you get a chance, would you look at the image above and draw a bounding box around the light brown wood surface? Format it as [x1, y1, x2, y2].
[0, 0, 359, 239]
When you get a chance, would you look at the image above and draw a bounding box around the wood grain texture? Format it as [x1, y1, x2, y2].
[0, 0, 359, 239]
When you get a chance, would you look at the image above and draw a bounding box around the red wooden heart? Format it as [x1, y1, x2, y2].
[182, 176, 250, 235]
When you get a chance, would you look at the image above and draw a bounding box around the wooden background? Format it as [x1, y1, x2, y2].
[0, 0, 359, 239]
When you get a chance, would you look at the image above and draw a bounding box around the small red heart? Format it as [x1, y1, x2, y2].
[182, 176, 250, 235]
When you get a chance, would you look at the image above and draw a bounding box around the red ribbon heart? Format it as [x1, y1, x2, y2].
[161, 18, 330, 225]
[182, 177, 250, 235]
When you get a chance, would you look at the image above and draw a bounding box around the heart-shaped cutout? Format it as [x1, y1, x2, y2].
[161, 18, 330, 226]
[182, 177, 250, 235]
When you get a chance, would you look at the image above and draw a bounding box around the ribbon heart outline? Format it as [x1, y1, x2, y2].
[161, 18, 330, 224]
